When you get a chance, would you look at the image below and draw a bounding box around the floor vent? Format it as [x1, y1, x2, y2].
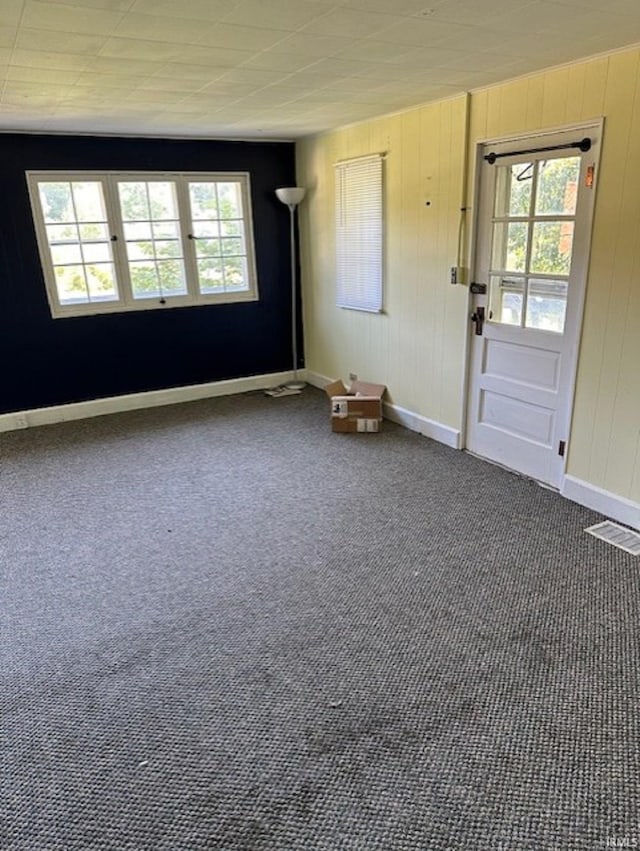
[585, 520, 640, 556]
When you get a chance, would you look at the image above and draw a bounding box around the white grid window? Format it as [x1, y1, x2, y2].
[335, 154, 383, 313]
[27, 171, 259, 318]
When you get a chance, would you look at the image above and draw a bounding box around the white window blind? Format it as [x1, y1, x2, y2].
[335, 154, 383, 312]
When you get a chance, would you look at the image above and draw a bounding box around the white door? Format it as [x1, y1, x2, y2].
[466, 126, 600, 488]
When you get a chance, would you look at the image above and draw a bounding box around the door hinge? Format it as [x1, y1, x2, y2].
[558, 440, 566, 457]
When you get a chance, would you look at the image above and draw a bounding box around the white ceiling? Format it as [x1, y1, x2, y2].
[1, 0, 640, 139]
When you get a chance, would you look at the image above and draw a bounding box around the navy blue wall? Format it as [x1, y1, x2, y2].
[0, 133, 298, 414]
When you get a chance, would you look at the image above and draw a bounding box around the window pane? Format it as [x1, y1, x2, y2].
[491, 221, 528, 273]
[193, 220, 220, 238]
[157, 260, 187, 295]
[86, 264, 117, 300]
[39, 183, 74, 223]
[124, 221, 152, 240]
[221, 237, 243, 256]
[525, 278, 568, 332]
[494, 162, 532, 217]
[489, 274, 524, 326]
[220, 219, 242, 236]
[148, 182, 178, 219]
[81, 242, 111, 263]
[72, 182, 106, 222]
[119, 182, 150, 220]
[155, 240, 181, 258]
[189, 182, 219, 219]
[530, 221, 574, 275]
[197, 257, 224, 292]
[195, 238, 221, 258]
[535, 157, 580, 216]
[50, 243, 82, 265]
[224, 258, 248, 291]
[153, 221, 179, 239]
[127, 241, 154, 261]
[79, 222, 109, 241]
[47, 223, 78, 242]
[54, 265, 88, 303]
[130, 262, 159, 297]
[217, 182, 242, 219]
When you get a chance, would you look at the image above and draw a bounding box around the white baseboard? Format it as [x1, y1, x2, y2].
[305, 370, 461, 450]
[383, 402, 461, 449]
[0, 370, 298, 433]
[562, 474, 640, 531]
[304, 370, 335, 390]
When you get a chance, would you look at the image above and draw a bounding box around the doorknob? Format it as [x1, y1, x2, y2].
[470, 306, 485, 335]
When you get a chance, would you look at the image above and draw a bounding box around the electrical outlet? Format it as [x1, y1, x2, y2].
[349, 372, 358, 382]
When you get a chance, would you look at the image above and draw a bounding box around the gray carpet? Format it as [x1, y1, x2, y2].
[2, 388, 639, 850]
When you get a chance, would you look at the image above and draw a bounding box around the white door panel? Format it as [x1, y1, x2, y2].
[483, 339, 560, 390]
[467, 126, 600, 487]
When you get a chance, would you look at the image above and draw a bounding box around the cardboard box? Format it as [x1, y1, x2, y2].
[325, 378, 386, 434]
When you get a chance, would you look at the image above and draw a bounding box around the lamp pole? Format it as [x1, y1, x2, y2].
[275, 187, 306, 392]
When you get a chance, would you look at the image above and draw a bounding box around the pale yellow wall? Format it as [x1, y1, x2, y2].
[297, 95, 469, 429]
[297, 46, 640, 505]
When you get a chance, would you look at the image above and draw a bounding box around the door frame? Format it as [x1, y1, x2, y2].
[461, 118, 604, 487]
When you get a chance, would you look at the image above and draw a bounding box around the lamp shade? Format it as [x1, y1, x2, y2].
[275, 187, 306, 207]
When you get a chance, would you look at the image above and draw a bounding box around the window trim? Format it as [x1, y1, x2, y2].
[26, 170, 259, 319]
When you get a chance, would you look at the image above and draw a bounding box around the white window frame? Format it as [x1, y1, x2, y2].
[335, 153, 384, 313]
[26, 170, 259, 318]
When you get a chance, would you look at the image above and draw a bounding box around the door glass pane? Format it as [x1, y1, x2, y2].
[535, 157, 580, 216]
[489, 274, 524, 326]
[530, 221, 574, 275]
[494, 162, 533, 217]
[525, 278, 568, 332]
[491, 222, 528, 273]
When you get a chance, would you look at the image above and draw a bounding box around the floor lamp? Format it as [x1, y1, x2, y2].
[275, 186, 306, 393]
